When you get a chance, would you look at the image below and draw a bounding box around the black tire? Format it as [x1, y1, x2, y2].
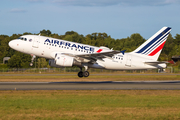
[78, 71, 83, 78]
[83, 71, 89, 77]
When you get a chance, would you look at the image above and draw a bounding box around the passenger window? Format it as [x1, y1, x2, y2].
[29, 39, 32, 42]
[121, 58, 123, 60]
[24, 38, 27, 41]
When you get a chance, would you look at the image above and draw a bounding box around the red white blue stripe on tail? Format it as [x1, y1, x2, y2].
[133, 27, 171, 57]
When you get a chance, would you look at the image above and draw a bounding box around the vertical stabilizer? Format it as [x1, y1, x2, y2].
[132, 27, 171, 61]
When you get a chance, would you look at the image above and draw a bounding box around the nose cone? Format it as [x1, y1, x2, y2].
[8, 41, 14, 48]
[8, 40, 19, 50]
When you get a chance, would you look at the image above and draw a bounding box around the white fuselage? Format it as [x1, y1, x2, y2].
[9, 35, 166, 70]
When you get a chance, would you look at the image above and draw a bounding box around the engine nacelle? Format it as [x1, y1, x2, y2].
[49, 53, 82, 67]
[55, 54, 74, 67]
[49, 59, 63, 68]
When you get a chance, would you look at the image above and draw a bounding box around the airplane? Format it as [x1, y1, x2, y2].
[8, 27, 171, 77]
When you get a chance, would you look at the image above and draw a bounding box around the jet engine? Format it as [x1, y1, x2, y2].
[55, 54, 74, 67]
[49, 59, 63, 68]
[49, 54, 82, 67]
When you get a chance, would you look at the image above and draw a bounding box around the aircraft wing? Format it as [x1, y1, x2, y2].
[61, 50, 121, 63]
[77, 50, 121, 61]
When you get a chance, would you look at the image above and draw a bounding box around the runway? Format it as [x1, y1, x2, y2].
[1, 81, 180, 90]
[0, 73, 180, 76]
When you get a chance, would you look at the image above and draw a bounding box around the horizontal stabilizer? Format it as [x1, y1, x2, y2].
[144, 61, 168, 65]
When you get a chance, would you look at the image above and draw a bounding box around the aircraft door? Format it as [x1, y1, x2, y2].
[32, 36, 40, 48]
[126, 55, 132, 67]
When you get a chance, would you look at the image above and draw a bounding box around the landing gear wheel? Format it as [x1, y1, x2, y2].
[78, 71, 84, 78]
[29, 63, 33, 66]
[83, 71, 89, 77]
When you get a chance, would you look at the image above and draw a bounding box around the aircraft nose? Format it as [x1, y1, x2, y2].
[8, 40, 18, 49]
[8, 41, 14, 48]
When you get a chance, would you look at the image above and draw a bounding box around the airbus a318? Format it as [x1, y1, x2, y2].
[9, 27, 171, 77]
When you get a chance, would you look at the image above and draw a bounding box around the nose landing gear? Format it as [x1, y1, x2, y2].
[29, 55, 36, 66]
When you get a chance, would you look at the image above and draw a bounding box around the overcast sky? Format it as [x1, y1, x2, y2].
[0, 0, 179, 39]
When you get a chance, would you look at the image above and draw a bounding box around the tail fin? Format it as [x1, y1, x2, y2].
[132, 27, 171, 61]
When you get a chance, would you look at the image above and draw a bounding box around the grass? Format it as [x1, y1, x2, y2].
[1, 73, 180, 82]
[0, 73, 180, 119]
[0, 90, 180, 120]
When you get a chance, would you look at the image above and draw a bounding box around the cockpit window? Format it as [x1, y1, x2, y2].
[18, 37, 28, 41]
[18, 37, 24, 40]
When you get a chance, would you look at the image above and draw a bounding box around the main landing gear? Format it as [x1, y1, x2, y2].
[29, 55, 36, 66]
[78, 66, 89, 78]
[78, 71, 89, 77]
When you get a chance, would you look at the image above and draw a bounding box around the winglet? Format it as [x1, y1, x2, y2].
[121, 50, 126, 55]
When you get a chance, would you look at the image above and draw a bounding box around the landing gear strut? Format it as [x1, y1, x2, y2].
[77, 66, 90, 78]
[30, 55, 36, 66]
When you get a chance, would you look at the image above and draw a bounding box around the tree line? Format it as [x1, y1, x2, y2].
[0, 29, 179, 68]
